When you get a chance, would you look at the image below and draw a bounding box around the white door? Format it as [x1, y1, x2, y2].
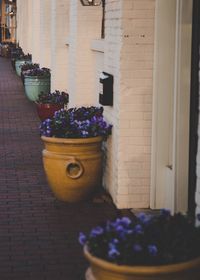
[151, 0, 193, 213]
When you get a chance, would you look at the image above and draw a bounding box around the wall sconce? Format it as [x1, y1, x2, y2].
[9, 10, 15, 17]
[5, 0, 16, 4]
[80, 0, 105, 38]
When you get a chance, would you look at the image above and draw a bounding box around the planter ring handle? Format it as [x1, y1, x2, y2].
[66, 158, 84, 179]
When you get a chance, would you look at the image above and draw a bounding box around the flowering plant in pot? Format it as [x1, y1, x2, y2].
[10, 46, 23, 69]
[16, 53, 32, 61]
[23, 67, 50, 77]
[40, 106, 112, 138]
[21, 63, 39, 73]
[35, 90, 69, 121]
[79, 210, 200, 280]
[15, 53, 32, 76]
[0, 42, 16, 58]
[20, 63, 39, 84]
[40, 106, 112, 202]
[23, 67, 51, 101]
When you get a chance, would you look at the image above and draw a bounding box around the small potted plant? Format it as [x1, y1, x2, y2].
[0, 42, 15, 58]
[15, 53, 32, 76]
[40, 106, 112, 202]
[20, 63, 39, 84]
[79, 210, 200, 280]
[10, 46, 23, 69]
[0, 43, 9, 58]
[23, 67, 51, 101]
[35, 90, 69, 121]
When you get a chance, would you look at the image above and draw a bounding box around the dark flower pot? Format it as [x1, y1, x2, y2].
[36, 103, 64, 121]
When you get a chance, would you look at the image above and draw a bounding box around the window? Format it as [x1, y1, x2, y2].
[1, 0, 16, 43]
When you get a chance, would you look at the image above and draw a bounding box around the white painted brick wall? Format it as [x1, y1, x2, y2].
[16, 0, 21, 44]
[50, 0, 69, 92]
[101, 0, 122, 206]
[27, 0, 33, 54]
[39, 0, 51, 68]
[18, 0, 48, 64]
[17, 0, 155, 210]
[16, 0, 29, 53]
[102, 0, 155, 208]
[17, 0, 34, 55]
[31, 0, 41, 64]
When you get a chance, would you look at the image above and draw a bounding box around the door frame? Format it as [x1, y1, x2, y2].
[151, 0, 193, 213]
[188, 0, 200, 216]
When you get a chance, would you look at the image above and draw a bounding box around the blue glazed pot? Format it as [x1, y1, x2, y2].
[15, 60, 32, 76]
[24, 75, 51, 101]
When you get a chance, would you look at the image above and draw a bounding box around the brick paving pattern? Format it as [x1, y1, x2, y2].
[0, 57, 118, 280]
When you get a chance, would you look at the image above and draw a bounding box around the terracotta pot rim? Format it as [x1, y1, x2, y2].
[41, 135, 103, 144]
[84, 246, 200, 276]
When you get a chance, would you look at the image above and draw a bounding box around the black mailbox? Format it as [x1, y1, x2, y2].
[99, 72, 113, 106]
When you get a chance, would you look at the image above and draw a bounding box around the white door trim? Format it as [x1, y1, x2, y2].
[151, 0, 192, 213]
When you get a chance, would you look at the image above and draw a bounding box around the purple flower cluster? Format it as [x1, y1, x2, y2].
[40, 106, 112, 139]
[36, 90, 69, 105]
[20, 63, 39, 72]
[79, 211, 200, 266]
[23, 67, 50, 77]
[17, 53, 32, 61]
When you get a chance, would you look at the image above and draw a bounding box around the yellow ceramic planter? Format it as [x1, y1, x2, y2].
[41, 136, 103, 202]
[84, 247, 200, 280]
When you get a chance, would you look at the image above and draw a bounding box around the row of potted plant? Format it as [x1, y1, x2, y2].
[19, 64, 69, 120]
[6, 46, 50, 103]
[7, 48, 69, 122]
[10, 48, 112, 204]
[9, 46, 200, 280]
[14, 60, 51, 102]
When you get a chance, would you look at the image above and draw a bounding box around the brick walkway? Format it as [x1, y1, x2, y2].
[0, 57, 118, 280]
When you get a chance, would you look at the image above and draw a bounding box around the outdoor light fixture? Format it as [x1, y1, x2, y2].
[5, 0, 15, 4]
[9, 10, 15, 17]
[80, 0, 105, 38]
[80, 0, 102, 6]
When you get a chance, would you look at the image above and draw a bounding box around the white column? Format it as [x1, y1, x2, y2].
[17, 0, 33, 54]
[31, 0, 41, 63]
[27, 0, 33, 54]
[68, 0, 102, 106]
[50, 0, 69, 92]
[39, 0, 51, 68]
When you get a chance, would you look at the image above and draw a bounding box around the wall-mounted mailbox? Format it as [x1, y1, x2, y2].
[99, 72, 113, 106]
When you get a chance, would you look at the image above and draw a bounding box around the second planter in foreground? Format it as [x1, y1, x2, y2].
[42, 136, 103, 202]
